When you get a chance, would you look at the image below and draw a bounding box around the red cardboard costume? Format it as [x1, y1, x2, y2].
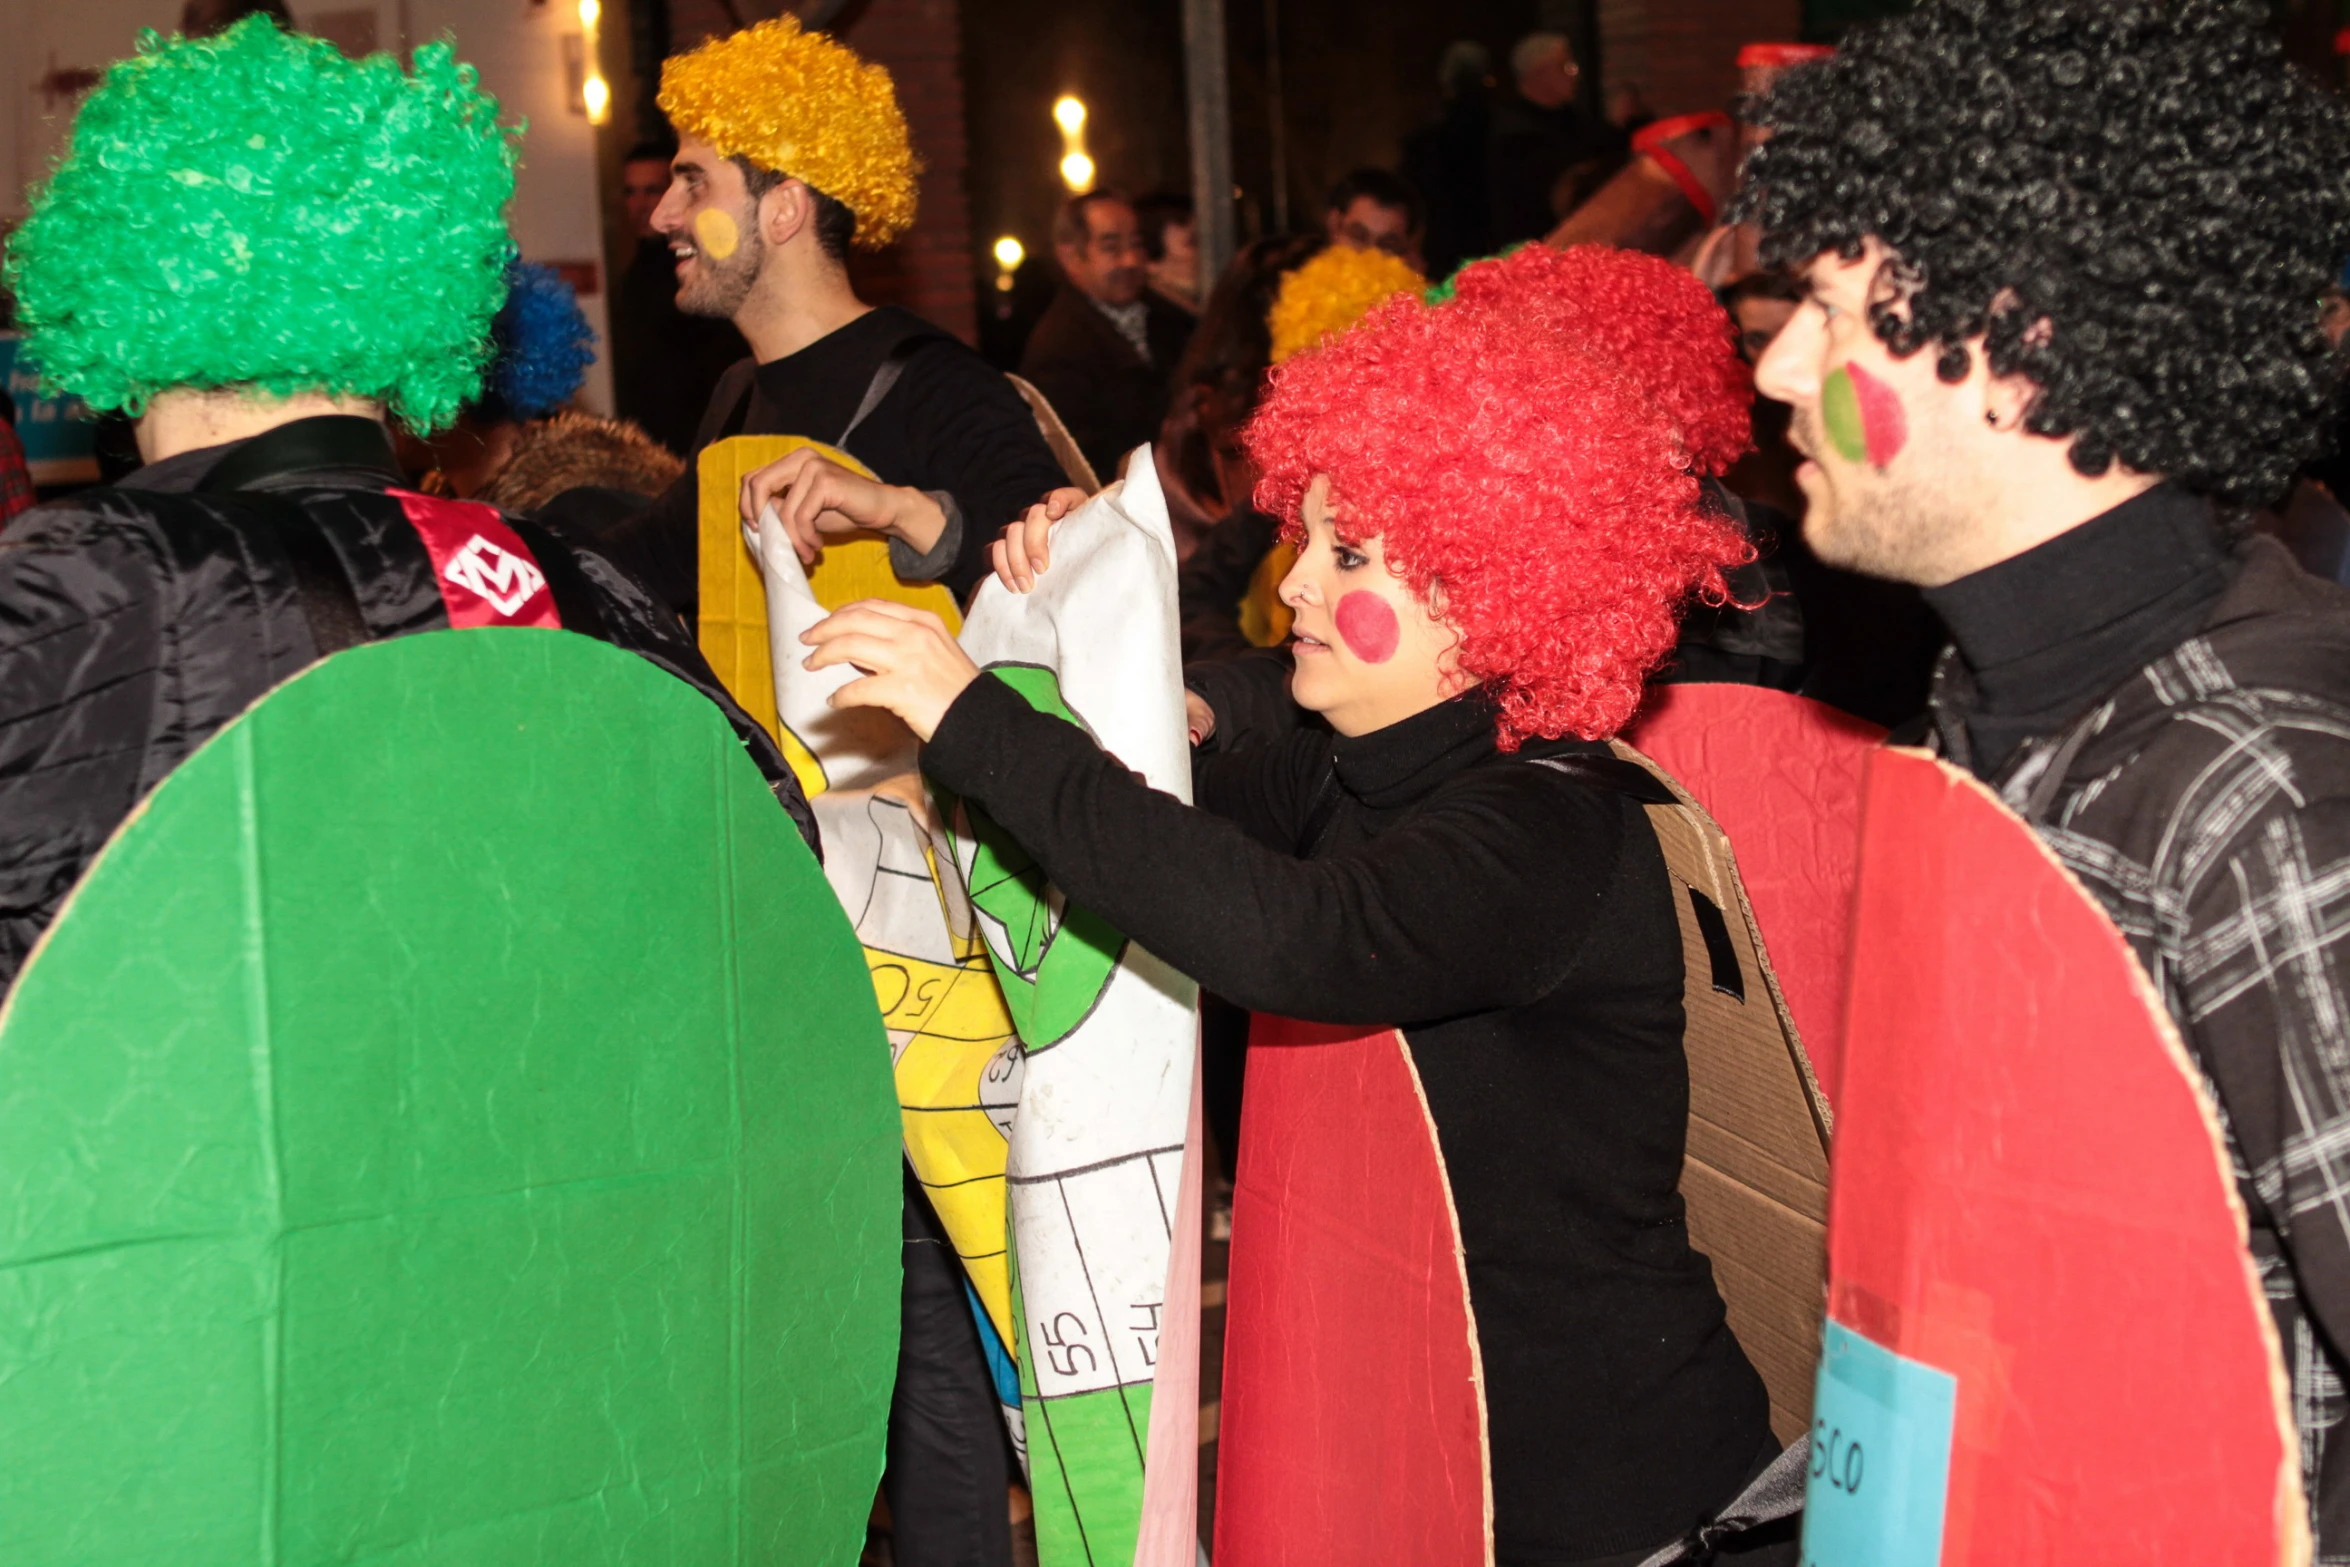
[1812, 749, 2300, 1566]
[1200, 247, 1799, 1565]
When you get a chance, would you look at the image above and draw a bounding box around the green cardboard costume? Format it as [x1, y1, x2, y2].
[0, 631, 898, 1565]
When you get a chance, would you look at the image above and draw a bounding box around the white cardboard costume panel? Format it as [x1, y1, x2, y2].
[945, 449, 1203, 1566]
[761, 448, 1201, 1567]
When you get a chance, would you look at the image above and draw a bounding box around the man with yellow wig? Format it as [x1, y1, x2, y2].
[606, 18, 1066, 625]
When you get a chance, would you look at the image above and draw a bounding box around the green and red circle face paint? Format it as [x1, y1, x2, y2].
[1822, 361, 1907, 469]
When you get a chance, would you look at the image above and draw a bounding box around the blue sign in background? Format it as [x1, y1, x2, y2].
[1801, 1319, 1959, 1567]
[0, 332, 97, 484]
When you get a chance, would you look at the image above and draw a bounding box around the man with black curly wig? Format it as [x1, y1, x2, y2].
[1742, 0, 2350, 1548]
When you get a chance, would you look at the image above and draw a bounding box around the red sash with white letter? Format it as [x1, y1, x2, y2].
[391, 489, 562, 629]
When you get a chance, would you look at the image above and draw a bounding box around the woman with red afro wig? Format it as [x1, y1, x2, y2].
[806, 251, 1787, 1567]
[1248, 251, 1752, 744]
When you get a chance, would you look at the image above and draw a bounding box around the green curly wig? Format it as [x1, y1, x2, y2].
[3, 17, 520, 431]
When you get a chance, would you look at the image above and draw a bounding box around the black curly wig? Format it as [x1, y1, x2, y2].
[1737, 0, 2350, 507]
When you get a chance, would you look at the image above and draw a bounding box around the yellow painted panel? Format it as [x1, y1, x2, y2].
[696, 435, 965, 799]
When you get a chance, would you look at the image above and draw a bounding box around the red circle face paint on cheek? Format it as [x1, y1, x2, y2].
[1334, 591, 1401, 664]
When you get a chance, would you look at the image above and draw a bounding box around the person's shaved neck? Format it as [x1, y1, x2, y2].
[137, 387, 384, 463]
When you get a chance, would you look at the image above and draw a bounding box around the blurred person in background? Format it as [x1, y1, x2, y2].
[610, 138, 748, 458]
[1160, 234, 1326, 614]
[1403, 40, 1497, 281]
[1020, 189, 1195, 480]
[1322, 168, 1425, 271]
[1489, 31, 1623, 246]
[1135, 189, 1201, 315]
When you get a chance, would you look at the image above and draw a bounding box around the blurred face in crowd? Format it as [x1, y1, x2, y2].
[1153, 216, 1200, 295]
[1732, 293, 1797, 362]
[1327, 196, 1422, 268]
[1517, 41, 1580, 109]
[1279, 477, 1466, 736]
[652, 138, 766, 319]
[1756, 240, 1994, 587]
[622, 156, 670, 240]
[1059, 199, 1148, 307]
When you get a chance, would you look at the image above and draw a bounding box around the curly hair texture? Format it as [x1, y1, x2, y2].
[3, 17, 517, 431]
[481, 262, 597, 423]
[659, 17, 918, 249]
[1267, 244, 1427, 366]
[1737, 0, 2350, 506]
[1245, 280, 1750, 746]
[478, 412, 683, 512]
[1443, 244, 1752, 475]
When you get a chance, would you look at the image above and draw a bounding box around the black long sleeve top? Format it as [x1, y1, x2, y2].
[602, 306, 1070, 618]
[923, 674, 1772, 1561]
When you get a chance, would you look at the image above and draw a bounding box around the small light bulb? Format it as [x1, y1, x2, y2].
[577, 0, 599, 30]
[583, 74, 610, 123]
[1053, 97, 1087, 134]
[993, 236, 1025, 270]
[1059, 151, 1095, 192]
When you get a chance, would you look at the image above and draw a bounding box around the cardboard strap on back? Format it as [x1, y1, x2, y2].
[1609, 741, 1834, 1443]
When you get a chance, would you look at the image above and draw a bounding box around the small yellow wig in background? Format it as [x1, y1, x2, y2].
[1267, 245, 1427, 366]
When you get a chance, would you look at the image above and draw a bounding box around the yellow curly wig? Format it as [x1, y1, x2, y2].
[1267, 245, 1426, 365]
[658, 17, 917, 249]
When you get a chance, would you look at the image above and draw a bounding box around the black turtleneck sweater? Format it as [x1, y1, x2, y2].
[923, 674, 1773, 1562]
[1923, 483, 2237, 779]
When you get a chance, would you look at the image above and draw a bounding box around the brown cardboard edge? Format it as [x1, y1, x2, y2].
[1390, 1027, 1499, 1567]
[1610, 740, 1835, 1144]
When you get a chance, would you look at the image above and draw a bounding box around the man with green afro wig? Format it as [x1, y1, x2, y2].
[7, 15, 513, 433]
[0, 16, 816, 990]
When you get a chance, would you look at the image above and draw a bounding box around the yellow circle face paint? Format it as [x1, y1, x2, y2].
[692, 207, 740, 261]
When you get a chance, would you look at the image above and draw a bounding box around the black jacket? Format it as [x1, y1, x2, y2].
[0, 416, 813, 993]
[1016, 285, 1193, 482]
[923, 675, 1772, 1561]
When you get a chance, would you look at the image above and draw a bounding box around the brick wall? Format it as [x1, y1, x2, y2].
[1600, 0, 1802, 117]
[843, 0, 977, 344]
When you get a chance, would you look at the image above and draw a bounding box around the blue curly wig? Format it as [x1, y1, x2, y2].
[480, 261, 596, 423]
[2, 17, 519, 431]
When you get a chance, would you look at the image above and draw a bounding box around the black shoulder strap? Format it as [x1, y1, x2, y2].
[240, 492, 369, 658]
[704, 358, 761, 448]
[838, 333, 931, 450]
[504, 514, 610, 641]
[1526, 752, 1680, 806]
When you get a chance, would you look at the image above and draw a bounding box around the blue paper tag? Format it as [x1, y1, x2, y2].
[1800, 1319, 1958, 1567]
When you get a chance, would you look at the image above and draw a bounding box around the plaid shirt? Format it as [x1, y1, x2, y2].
[0, 421, 33, 525]
[1936, 537, 2350, 1559]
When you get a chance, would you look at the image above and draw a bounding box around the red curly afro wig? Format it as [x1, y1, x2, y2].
[1442, 243, 1753, 475]
[1245, 246, 1752, 746]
